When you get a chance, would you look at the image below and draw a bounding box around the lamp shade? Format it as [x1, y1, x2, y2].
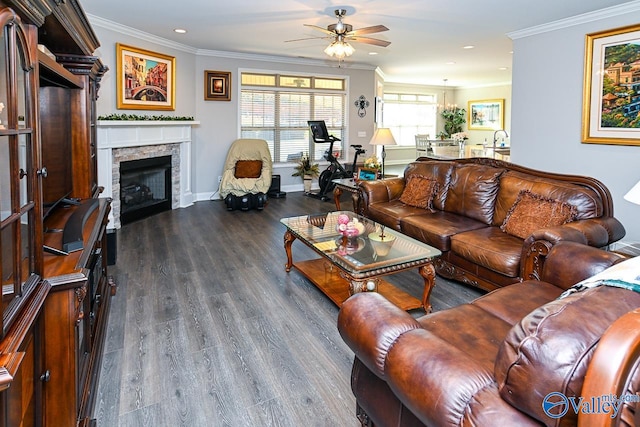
[624, 180, 640, 205]
[369, 128, 397, 146]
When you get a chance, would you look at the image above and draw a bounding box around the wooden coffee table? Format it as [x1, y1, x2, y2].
[281, 211, 441, 312]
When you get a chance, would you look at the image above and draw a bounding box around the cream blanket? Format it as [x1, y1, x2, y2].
[219, 139, 273, 198]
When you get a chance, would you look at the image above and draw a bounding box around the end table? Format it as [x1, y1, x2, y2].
[332, 178, 360, 212]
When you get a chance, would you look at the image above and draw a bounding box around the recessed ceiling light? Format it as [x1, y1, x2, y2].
[174, 28, 187, 34]
[446, 61, 456, 65]
[463, 45, 474, 49]
[369, 52, 378, 55]
[498, 67, 508, 71]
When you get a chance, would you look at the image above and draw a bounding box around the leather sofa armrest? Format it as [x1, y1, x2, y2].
[339, 293, 499, 426]
[524, 218, 625, 249]
[579, 308, 640, 427]
[358, 178, 405, 216]
[521, 240, 625, 286]
[384, 328, 498, 427]
[337, 292, 420, 379]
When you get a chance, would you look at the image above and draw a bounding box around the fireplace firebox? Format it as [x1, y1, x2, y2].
[120, 155, 172, 224]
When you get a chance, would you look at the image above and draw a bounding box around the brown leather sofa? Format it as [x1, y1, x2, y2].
[358, 157, 625, 291]
[337, 242, 640, 427]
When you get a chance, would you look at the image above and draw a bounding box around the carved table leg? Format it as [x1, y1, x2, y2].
[284, 230, 296, 272]
[419, 263, 437, 313]
[333, 185, 343, 210]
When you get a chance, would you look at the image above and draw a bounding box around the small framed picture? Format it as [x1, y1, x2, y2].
[204, 70, 231, 101]
[358, 168, 378, 181]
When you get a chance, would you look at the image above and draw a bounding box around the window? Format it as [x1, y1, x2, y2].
[382, 93, 437, 146]
[241, 72, 346, 163]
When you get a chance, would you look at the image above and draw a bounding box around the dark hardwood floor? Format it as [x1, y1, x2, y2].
[92, 191, 483, 426]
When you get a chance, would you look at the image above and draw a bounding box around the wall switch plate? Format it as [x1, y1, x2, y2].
[358, 131, 367, 137]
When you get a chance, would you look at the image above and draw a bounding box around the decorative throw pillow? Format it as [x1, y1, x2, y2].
[399, 175, 438, 210]
[501, 190, 577, 239]
[234, 160, 263, 178]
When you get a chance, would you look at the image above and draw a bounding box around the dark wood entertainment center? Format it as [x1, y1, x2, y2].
[0, 0, 113, 425]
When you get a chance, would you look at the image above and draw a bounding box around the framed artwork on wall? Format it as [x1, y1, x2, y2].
[582, 23, 640, 146]
[116, 43, 175, 110]
[204, 70, 231, 101]
[467, 99, 504, 130]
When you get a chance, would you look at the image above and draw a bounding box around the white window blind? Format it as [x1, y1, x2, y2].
[241, 73, 346, 163]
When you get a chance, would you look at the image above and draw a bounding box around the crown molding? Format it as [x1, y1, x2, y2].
[87, 13, 376, 71]
[508, 0, 640, 39]
[88, 14, 198, 54]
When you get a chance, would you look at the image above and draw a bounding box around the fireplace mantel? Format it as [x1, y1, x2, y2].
[97, 120, 199, 228]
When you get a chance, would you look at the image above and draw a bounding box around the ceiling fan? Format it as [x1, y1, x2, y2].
[287, 9, 390, 60]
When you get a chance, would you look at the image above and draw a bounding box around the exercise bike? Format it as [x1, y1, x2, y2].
[307, 120, 366, 201]
[313, 142, 366, 201]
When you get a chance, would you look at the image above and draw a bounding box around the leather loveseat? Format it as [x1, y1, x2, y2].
[337, 242, 640, 427]
[358, 157, 625, 291]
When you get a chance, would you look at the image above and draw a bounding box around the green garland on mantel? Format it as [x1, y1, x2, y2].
[97, 113, 195, 121]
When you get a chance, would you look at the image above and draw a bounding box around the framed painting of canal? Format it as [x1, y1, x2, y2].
[582, 24, 640, 146]
[116, 43, 175, 110]
[467, 99, 504, 131]
[204, 70, 232, 101]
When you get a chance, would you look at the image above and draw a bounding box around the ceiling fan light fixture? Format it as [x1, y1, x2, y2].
[324, 39, 354, 59]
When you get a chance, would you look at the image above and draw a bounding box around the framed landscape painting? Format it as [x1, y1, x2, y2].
[582, 24, 640, 146]
[467, 99, 504, 130]
[116, 43, 175, 110]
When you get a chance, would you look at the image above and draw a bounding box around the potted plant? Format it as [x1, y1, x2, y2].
[292, 153, 320, 192]
[441, 107, 466, 138]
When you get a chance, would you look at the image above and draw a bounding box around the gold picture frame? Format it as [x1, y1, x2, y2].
[467, 99, 504, 130]
[116, 44, 175, 110]
[582, 23, 640, 146]
[204, 70, 231, 101]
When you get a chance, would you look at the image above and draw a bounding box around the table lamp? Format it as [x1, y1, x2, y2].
[624, 180, 640, 205]
[369, 128, 397, 178]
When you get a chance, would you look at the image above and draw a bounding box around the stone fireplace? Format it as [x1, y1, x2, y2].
[97, 121, 198, 229]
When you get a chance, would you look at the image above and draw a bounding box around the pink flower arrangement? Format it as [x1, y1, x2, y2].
[336, 213, 365, 237]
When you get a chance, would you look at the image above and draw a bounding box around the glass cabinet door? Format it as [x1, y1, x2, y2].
[0, 12, 40, 335]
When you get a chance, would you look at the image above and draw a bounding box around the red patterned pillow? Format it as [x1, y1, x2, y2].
[399, 175, 438, 210]
[501, 190, 577, 239]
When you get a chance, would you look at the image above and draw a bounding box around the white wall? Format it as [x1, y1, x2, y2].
[510, 4, 640, 241]
[89, 18, 377, 199]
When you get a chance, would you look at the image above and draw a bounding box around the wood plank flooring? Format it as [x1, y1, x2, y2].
[92, 191, 484, 426]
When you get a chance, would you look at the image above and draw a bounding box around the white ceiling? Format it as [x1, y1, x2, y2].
[79, 0, 636, 87]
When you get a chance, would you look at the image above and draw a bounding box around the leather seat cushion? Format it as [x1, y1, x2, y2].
[416, 304, 513, 372]
[366, 200, 435, 231]
[471, 281, 563, 325]
[450, 227, 523, 277]
[495, 285, 640, 426]
[400, 211, 488, 252]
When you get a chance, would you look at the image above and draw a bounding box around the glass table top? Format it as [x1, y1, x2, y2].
[281, 211, 441, 275]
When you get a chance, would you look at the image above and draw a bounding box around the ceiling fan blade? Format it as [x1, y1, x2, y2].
[348, 25, 389, 36]
[348, 36, 390, 47]
[284, 36, 331, 43]
[303, 24, 335, 36]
